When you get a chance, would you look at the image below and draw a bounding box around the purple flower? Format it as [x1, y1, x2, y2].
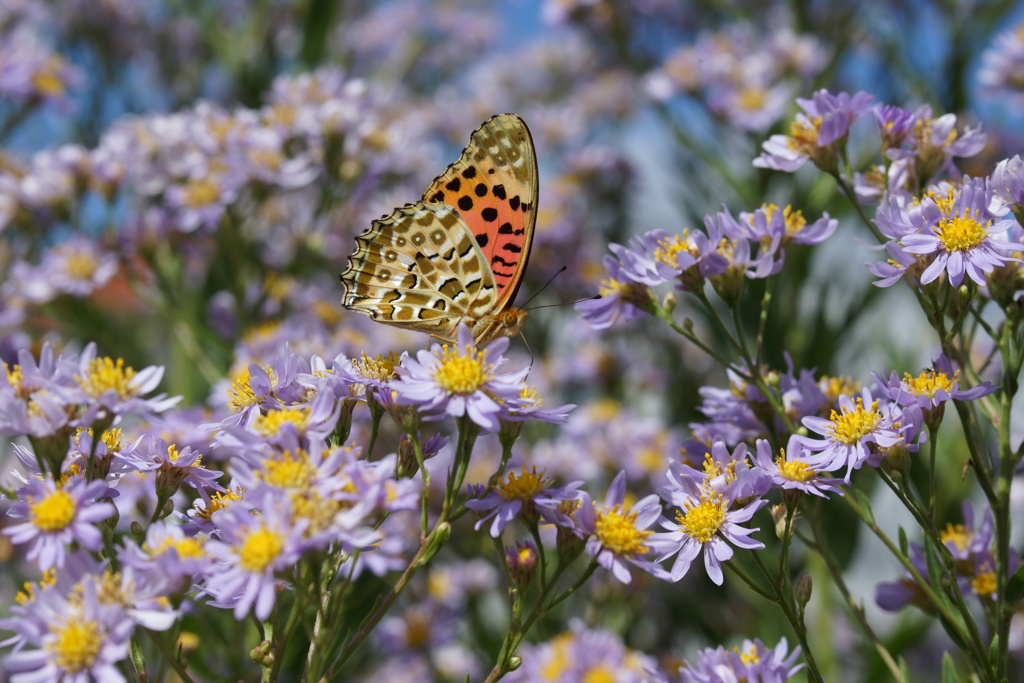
[795, 389, 918, 480]
[648, 461, 766, 585]
[392, 325, 527, 432]
[680, 637, 803, 683]
[74, 342, 180, 423]
[504, 620, 664, 683]
[465, 466, 582, 537]
[4, 476, 115, 570]
[979, 24, 1024, 103]
[754, 89, 874, 173]
[874, 104, 918, 151]
[118, 521, 213, 594]
[990, 154, 1024, 213]
[754, 438, 845, 499]
[2, 573, 134, 683]
[895, 177, 1024, 287]
[888, 105, 986, 184]
[202, 488, 311, 620]
[577, 471, 663, 584]
[117, 435, 225, 503]
[873, 354, 997, 413]
[576, 255, 654, 329]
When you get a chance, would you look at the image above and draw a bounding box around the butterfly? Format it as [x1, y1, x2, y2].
[339, 113, 538, 345]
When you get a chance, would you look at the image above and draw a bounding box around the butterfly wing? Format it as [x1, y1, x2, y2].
[339, 201, 499, 339]
[422, 113, 538, 310]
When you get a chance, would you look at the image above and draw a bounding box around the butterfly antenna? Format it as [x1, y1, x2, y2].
[521, 266, 567, 308]
[527, 295, 600, 311]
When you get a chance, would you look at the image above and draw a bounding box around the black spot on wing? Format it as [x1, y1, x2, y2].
[492, 255, 515, 267]
[501, 242, 522, 253]
[476, 233, 489, 248]
[458, 196, 473, 212]
[509, 196, 520, 211]
[498, 222, 513, 234]
[481, 207, 498, 222]
[429, 191, 444, 202]
[492, 184, 506, 200]
[445, 177, 461, 192]
[475, 183, 488, 197]
[462, 166, 477, 179]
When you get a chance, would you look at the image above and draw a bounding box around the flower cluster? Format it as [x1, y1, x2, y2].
[646, 18, 829, 132]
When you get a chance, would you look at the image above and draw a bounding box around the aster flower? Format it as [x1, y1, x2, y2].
[648, 461, 766, 585]
[218, 349, 307, 428]
[465, 466, 582, 537]
[795, 389, 916, 479]
[74, 342, 180, 423]
[865, 241, 920, 288]
[891, 178, 1024, 287]
[202, 488, 311, 620]
[754, 89, 875, 173]
[118, 521, 213, 594]
[873, 354, 997, 415]
[979, 23, 1024, 103]
[577, 471, 663, 584]
[505, 620, 665, 683]
[680, 637, 804, 683]
[576, 255, 656, 329]
[754, 438, 845, 499]
[37, 237, 119, 299]
[392, 325, 527, 432]
[874, 104, 918, 151]
[990, 154, 1024, 216]
[677, 440, 772, 502]
[117, 435, 225, 503]
[4, 476, 115, 570]
[3, 574, 134, 683]
[887, 105, 986, 185]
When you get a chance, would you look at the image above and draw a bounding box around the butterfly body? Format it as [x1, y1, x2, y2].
[340, 114, 537, 345]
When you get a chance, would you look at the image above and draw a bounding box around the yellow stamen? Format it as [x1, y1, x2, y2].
[677, 492, 727, 544]
[594, 504, 651, 555]
[433, 344, 490, 394]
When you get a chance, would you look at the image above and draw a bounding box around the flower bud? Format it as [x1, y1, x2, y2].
[505, 541, 538, 589]
[795, 573, 813, 607]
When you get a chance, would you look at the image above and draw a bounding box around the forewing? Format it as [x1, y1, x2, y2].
[422, 113, 538, 308]
[340, 202, 498, 337]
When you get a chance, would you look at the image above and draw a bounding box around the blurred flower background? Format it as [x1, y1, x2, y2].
[4, 1, 1024, 681]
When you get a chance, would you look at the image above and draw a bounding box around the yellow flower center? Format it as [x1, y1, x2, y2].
[64, 250, 99, 280]
[583, 666, 616, 683]
[541, 635, 573, 679]
[433, 344, 490, 394]
[194, 489, 243, 522]
[598, 277, 627, 297]
[352, 351, 401, 382]
[737, 86, 766, 111]
[677, 493, 727, 544]
[653, 232, 695, 267]
[76, 357, 137, 399]
[247, 147, 283, 171]
[594, 504, 651, 555]
[904, 369, 957, 398]
[738, 644, 761, 666]
[147, 535, 207, 560]
[820, 376, 861, 404]
[47, 619, 103, 672]
[4, 362, 23, 395]
[252, 406, 311, 436]
[237, 525, 285, 572]
[826, 398, 881, 445]
[260, 450, 316, 489]
[496, 466, 549, 501]
[182, 176, 221, 208]
[940, 523, 972, 553]
[775, 449, 816, 482]
[30, 489, 77, 532]
[972, 565, 997, 597]
[935, 215, 989, 252]
[226, 365, 274, 412]
[787, 115, 822, 152]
